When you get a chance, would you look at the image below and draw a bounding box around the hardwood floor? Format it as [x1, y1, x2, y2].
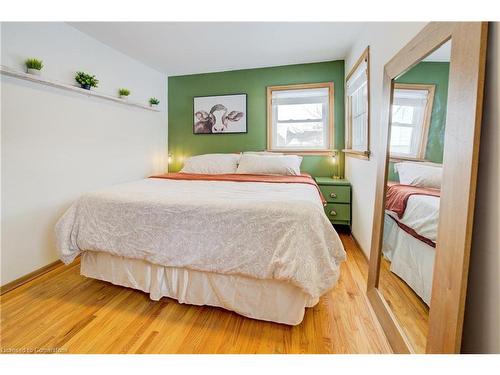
[0, 234, 392, 354]
[379, 258, 429, 353]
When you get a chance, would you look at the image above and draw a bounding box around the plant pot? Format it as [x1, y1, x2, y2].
[150, 104, 158, 108]
[80, 84, 91, 90]
[26, 68, 41, 76]
[119, 95, 129, 100]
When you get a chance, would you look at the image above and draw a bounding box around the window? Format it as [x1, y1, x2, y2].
[390, 83, 435, 159]
[344, 47, 370, 159]
[267, 82, 333, 153]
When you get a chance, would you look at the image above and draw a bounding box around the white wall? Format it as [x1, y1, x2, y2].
[462, 23, 500, 354]
[345, 22, 500, 353]
[1, 22, 168, 285]
[344, 22, 427, 257]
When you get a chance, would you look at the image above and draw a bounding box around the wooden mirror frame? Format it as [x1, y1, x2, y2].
[366, 22, 488, 354]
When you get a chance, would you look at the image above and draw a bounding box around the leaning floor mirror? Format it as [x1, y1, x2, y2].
[367, 22, 488, 353]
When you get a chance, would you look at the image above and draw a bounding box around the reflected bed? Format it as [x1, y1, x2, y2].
[383, 185, 440, 305]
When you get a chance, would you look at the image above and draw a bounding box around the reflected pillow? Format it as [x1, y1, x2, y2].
[180, 153, 241, 174]
[236, 154, 302, 176]
[395, 162, 442, 189]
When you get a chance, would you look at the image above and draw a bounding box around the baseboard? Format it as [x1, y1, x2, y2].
[1, 260, 64, 295]
[350, 232, 370, 262]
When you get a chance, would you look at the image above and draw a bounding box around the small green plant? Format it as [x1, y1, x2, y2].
[25, 58, 43, 70]
[75, 71, 99, 89]
[118, 88, 130, 97]
[149, 97, 160, 105]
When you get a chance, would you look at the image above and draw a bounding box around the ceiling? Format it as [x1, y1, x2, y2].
[69, 22, 365, 76]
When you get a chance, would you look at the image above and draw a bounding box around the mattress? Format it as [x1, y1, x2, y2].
[81, 251, 317, 325]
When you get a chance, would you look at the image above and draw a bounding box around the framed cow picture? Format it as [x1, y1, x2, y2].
[193, 94, 247, 134]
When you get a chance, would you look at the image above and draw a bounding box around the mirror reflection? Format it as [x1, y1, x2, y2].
[380, 40, 451, 353]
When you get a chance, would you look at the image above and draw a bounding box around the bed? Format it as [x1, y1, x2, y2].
[382, 183, 440, 305]
[56, 172, 346, 325]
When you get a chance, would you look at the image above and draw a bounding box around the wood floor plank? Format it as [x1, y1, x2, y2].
[0, 233, 393, 354]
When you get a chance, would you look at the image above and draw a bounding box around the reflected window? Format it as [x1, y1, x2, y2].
[390, 84, 435, 159]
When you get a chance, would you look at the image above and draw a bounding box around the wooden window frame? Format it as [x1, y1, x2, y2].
[344, 46, 371, 160]
[266, 82, 334, 155]
[390, 83, 436, 161]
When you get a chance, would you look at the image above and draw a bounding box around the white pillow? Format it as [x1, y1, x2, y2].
[394, 162, 442, 189]
[236, 154, 302, 176]
[180, 153, 240, 174]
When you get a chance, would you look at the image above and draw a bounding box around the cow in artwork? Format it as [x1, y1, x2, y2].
[194, 104, 244, 133]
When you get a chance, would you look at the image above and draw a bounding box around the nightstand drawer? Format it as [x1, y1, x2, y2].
[325, 203, 351, 222]
[319, 185, 351, 203]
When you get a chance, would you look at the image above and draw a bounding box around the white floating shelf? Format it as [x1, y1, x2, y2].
[0, 65, 161, 112]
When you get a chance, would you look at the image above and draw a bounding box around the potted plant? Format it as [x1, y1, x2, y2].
[25, 58, 43, 75]
[75, 71, 99, 90]
[149, 97, 160, 107]
[118, 88, 130, 99]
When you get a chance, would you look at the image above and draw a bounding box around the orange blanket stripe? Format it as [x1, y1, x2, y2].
[149, 172, 326, 205]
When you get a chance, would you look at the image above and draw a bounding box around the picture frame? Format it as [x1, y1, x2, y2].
[193, 93, 247, 134]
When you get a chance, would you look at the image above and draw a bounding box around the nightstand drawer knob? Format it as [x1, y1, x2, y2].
[330, 210, 337, 216]
[329, 192, 337, 199]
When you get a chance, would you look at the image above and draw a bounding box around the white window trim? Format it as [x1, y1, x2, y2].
[390, 83, 436, 161]
[344, 46, 371, 160]
[266, 82, 334, 155]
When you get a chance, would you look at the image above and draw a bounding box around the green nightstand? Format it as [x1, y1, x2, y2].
[314, 177, 352, 228]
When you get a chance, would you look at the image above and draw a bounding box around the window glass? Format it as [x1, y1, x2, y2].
[269, 86, 332, 151]
[346, 51, 369, 154]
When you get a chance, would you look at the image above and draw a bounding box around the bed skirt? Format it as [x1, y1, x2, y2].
[80, 251, 318, 325]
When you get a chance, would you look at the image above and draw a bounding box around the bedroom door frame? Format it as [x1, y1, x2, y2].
[366, 22, 488, 354]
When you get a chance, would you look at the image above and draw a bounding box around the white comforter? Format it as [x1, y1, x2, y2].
[55, 178, 346, 299]
[387, 194, 440, 242]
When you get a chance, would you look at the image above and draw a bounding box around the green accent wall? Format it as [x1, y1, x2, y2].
[388, 61, 450, 181]
[168, 61, 345, 177]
